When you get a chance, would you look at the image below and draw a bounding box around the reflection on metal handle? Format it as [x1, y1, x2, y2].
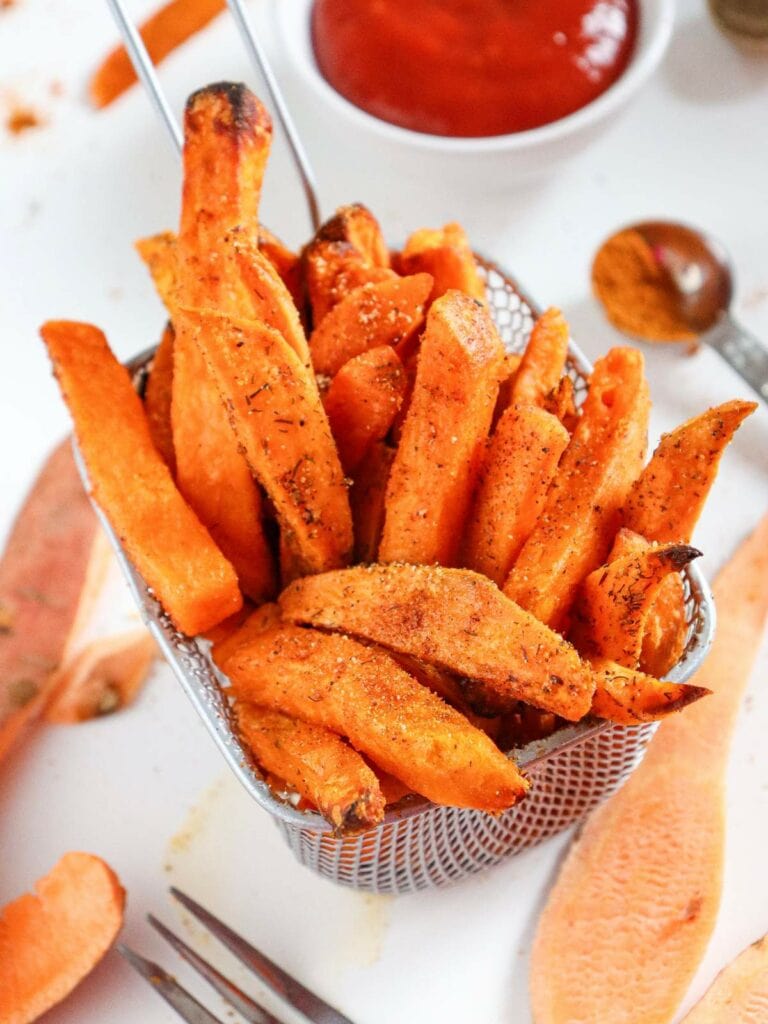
[704, 314, 768, 404]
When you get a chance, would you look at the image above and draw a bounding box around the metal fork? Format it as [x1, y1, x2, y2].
[119, 887, 355, 1024]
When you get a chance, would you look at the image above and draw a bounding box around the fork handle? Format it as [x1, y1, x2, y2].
[703, 314, 768, 404]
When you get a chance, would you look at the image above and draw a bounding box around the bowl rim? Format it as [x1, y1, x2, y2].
[274, 0, 675, 153]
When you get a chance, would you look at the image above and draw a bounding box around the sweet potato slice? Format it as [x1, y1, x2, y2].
[304, 238, 394, 328]
[504, 347, 650, 630]
[89, 0, 225, 108]
[623, 399, 756, 543]
[144, 323, 176, 473]
[350, 441, 395, 563]
[0, 852, 125, 1022]
[314, 203, 390, 268]
[530, 512, 768, 1024]
[45, 629, 156, 723]
[177, 307, 353, 575]
[396, 223, 486, 304]
[309, 273, 432, 377]
[279, 564, 595, 720]
[572, 541, 701, 666]
[379, 291, 506, 566]
[508, 307, 570, 408]
[41, 320, 242, 636]
[463, 405, 570, 585]
[681, 933, 768, 1024]
[590, 658, 709, 724]
[222, 623, 528, 811]
[135, 231, 178, 314]
[235, 703, 386, 833]
[0, 441, 107, 763]
[324, 345, 407, 474]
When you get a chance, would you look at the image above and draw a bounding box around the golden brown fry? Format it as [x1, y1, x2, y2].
[279, 564, 595, 721]
[379, 291, 506, 567]
[303, 238, 394, 328]
[590, 658, 709, 724]
[623, 399, 756, 543]
[144, 323, 176, 474]
[509, 307, 570, 408]
[222, 623, 528, 811]
[235, 703, 386, 832]
[463, 405, 570, 585]
[504, 347, 650, 630]
[397, 223, 486, 304]
[314, 203, 391, 268]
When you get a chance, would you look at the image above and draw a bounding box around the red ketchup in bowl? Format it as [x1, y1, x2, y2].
[311, 0, 639, 138]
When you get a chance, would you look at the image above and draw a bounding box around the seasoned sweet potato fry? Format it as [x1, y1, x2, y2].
[223, 623, 528, 811]
[463, 405, 570, 585]
[590, 658, 709, 723]
[508, 307, 570, 408]
[324, 345, 407, 473]
[623, 399, 756, 543]
[177, 307, 353, 575]
[235, 703, 386, 832]
[309, 273, 432, 377]
[492, 351, 523, 426]
[396, 223, 486, 304]
[304, 238, 394, 328]
[543, 374, 579, 432]
[41, 320, 242, 636]
[572, 541, 700, 666]
[211, 602, 282, 669]
[379, 291, 506, 566]
[144, 323, 176, 473]
[135, 231, 178, 313]
[504, 347, 650, 630]
[315, 203, 391, 268]
[350, 442, 395, 563]
[257, 226, 303, 312]
[279, 564, 595, 720]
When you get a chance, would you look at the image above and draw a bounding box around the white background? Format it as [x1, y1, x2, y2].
[1, 2, 768, 1022]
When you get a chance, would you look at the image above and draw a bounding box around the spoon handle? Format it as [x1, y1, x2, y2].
[703, 315, 768, 404]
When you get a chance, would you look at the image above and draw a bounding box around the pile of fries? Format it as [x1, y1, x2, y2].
[40, 84, 756, 834]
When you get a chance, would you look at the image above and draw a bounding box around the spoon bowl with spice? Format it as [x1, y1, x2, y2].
[592, 221, 768, 403]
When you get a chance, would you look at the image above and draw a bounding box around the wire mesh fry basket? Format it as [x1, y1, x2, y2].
[87, 258, 715, 896]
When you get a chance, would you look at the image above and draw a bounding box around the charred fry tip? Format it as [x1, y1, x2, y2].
[659, 544, 703, 570]
[184, 81, 272, 138]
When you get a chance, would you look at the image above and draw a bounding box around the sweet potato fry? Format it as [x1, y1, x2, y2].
[590, 658, 709, 724]
[379, 291, 506, 566]
[279, 564, 595, 720]
[210, 602, 282, 669]
[463, 405, 570, 585]
[257, 226, 304, 312]
[177, 307, 353, 575]
[324, 345, 407, 473]
[144, 323, 176, 473]
[543, 374, 579, 432]
[492, 351, 523, 426]
[45, 629, 156, 723]
[41, 320, 242, 636]
[304, 238, 394, 328]
[508, 307, 570, 408]
[396, 223, 486, 304]
[235, 703, 386, 832]
[0, 441, 107, 763]
[135, 231, 177, 314]
[504, 347, 650, 630]
[681, 932, 768, 1024]
[350, 441, 395, 563]
[309, 273, 432, 377]
[572, 541, 700, 666]
[0, 853, 125, 1023]
[315, 203, 391, 268]
[530, 512, 768, 1024]
[388, 651, 500, 734]
[89, 0, 225, 108]
[222, 623, 528, 811]
[623, 399, 756, 543]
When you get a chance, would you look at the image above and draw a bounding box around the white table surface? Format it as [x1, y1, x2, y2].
[1, 2, 768, 1022]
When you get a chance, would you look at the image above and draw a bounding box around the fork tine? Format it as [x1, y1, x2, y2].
[148, 914, 287, 1024]
[117, 944, 225, 1024]
[170, 889, 356, 1024]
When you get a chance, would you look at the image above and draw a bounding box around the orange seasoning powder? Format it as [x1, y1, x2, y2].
[591, 229, 698, 343]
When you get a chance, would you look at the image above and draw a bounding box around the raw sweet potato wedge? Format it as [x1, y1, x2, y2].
[463, 405, 570, 586]
[279, 564, 596, 720]
[508, 307, 570, 408]
[177, 307, 353, 575]
[314, 203, 391, 268]
[222, 623, 528, 811]
[135, 231, 178, 314]
[396, 222, 486, 304]
[530, 512, 768, 1024]
[309, 273, 432, 377]
[144, 323, 176, 473]
[504, 347, 650, 630]
[235, 703, 386, 832]
[350, 441, 395, 563]
[681, 933, 768, 1024]
[379, 291, 507, 566]
[0, 441, 107, 763]
[0, 852, 125, 1022]
[41, 320, 242, 636]
[590, 658, 709, 724]
[304, 238, 395, 328]
[623, 398, 756, 543]
[324, 345, 407, 474]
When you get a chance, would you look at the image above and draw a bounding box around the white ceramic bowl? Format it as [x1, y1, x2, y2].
[273, 0, 674, 186]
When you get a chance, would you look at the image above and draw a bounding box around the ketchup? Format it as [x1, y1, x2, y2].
[312, 0, 638, 137]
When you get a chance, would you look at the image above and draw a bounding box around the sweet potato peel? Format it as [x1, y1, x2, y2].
[681, 933, 768, 1024]
[0, 852, 125, 1023]
[530, 512, 768, 1024]
[279, 564, 596, 720]
[222, 623, 528, 811]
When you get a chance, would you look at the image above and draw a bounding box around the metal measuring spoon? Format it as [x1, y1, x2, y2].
[630, 220, 768, 403]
